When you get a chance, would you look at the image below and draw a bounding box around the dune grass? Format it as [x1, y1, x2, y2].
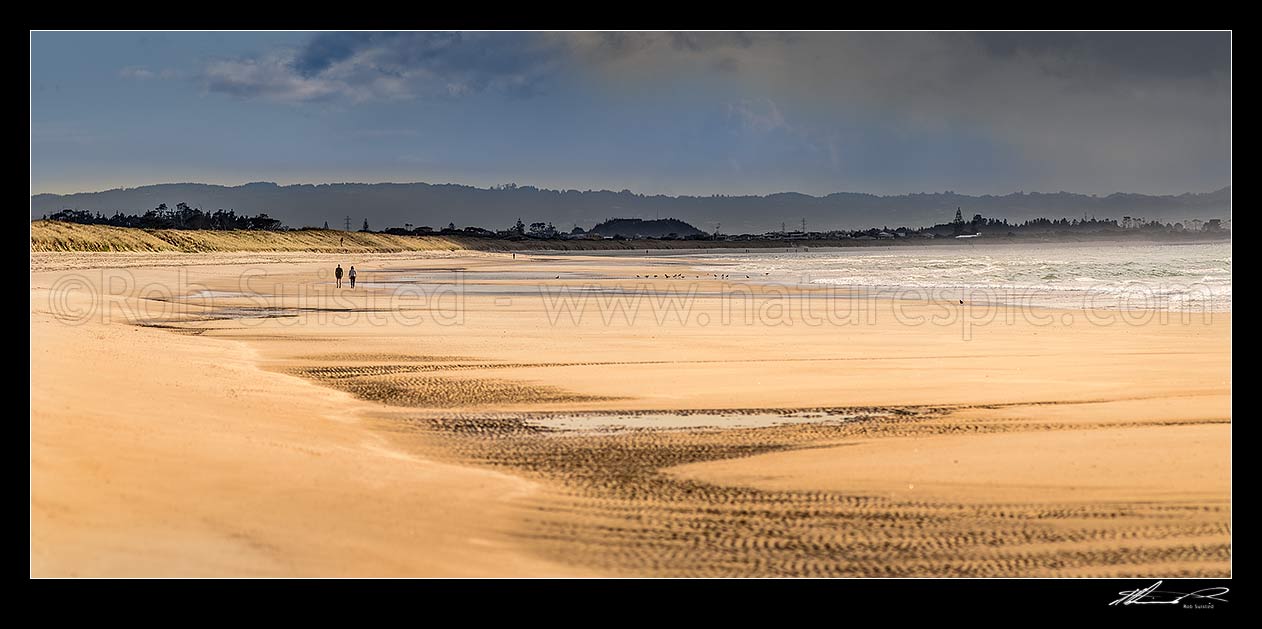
[29, 221, 795, 253]
[32, 220, 909, 253]
[29, 222, 496, 253]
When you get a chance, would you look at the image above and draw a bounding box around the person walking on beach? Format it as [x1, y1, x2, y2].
[348, 265, 357, 289]
[335, 264, 344, 288]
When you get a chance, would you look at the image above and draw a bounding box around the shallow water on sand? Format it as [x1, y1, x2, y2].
[524, 409, 887, 432]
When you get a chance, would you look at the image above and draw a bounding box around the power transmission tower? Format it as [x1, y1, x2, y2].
[344, 216, 352, 231]
[801, 218, 807, 233]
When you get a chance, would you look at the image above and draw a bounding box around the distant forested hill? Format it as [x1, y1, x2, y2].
[31, 182, 1231, 233]
[590, 218, 705, 238]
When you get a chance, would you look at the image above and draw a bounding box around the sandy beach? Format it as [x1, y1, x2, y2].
[29, 251, 1231, 577]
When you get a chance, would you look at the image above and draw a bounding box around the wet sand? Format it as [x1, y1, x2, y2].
[30, 252, 1230, 576]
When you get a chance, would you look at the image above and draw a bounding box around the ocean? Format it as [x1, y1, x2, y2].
[689, 241, 1231, 312]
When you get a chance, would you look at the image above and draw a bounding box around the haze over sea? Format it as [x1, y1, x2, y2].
[693, 241, 1231, 312]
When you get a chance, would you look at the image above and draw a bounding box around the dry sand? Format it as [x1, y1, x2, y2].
[29, 251, 1230, 577]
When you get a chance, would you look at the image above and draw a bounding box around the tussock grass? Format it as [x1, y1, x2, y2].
[30, 220, 876, 253]
[30, 222, 483, 253]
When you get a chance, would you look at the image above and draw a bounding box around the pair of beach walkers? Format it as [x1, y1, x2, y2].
[334, 264, 357, 288]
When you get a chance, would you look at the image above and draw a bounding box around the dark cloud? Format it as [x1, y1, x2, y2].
[972, 31, 1230, 81]
[192, 31, 1229, 193]
[294, 31, 554, 82]
[201, 30, 1232, 106]
[558, 31, 782, 64]
[205, 31, 566, 103]
[291, 31, 378, 77]
[668, 31, 757, 52]
[555, 31, 1229, 193]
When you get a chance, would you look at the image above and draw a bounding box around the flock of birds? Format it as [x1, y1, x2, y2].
[543, 268, 967, 304]
[534, 260, 969, 304]
[632, 272, 769, 280]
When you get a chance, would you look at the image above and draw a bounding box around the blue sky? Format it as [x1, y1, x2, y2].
[31, 31, 1231, 197]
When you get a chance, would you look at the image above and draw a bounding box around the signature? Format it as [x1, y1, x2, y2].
[1110, 581, 1230, 606]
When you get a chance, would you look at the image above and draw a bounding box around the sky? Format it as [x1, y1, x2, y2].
[30, 31, 1231, 197]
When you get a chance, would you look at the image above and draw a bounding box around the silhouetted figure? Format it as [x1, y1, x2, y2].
[340, 236, 345, 246]
[349, 266, 357, 289]
[335, 264, 344, 288]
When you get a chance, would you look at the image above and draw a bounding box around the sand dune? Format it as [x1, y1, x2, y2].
[30, 221, 480, 253]
[31, 221, 847, 254]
